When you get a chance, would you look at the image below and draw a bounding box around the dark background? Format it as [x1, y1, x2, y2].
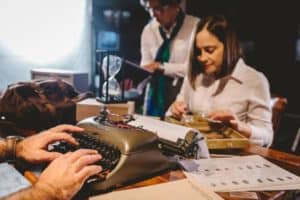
[92, 0, 300, 154]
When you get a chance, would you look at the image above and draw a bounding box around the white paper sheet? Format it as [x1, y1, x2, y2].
[128, 115, 197, 142]
[89, 179, 223, 200]
[180, 155, 300, 192]
[128, 114, 210, 158]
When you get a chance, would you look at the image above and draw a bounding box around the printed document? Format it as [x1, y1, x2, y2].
[180, 155, 300, 192]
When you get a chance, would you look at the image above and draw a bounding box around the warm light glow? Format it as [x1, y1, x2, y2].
[0, 0, 86, 65]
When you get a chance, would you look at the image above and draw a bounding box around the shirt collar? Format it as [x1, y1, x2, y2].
[230, 58, 245, 84]
[160, 22, 177, 38]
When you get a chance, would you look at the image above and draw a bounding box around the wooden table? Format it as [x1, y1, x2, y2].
[23, 144, 300, 200]
[115, 144, 300, 200]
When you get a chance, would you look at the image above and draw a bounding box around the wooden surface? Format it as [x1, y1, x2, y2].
[242, 144, 300, 176]
[23, 144, 300, 200]
[115, 144, 300, 200]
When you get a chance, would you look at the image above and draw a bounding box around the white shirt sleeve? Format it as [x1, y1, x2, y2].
[140, 24, 157, 67]
[247, 73, 273, 147]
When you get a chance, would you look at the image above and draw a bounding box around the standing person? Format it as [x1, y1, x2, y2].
[0, 125, 102, 200]
[169, 15, 273, 147]
[140, 0, 199, 118]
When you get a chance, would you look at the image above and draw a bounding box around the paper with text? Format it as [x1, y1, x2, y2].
[180, 155, 300, 192]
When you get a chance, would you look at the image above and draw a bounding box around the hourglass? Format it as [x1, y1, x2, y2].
[100, 54, 123, 102]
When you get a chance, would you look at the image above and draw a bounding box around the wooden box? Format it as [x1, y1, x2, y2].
[165, 115, 249, 149]
[76, 98, 135, 121]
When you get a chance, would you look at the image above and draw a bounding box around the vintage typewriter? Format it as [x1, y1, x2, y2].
[50, 109, 208, 193]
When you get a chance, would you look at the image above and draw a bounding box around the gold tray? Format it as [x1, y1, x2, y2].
[165, 115, 249, 149]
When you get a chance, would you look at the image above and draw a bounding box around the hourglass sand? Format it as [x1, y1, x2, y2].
[101, 55, 123, 101]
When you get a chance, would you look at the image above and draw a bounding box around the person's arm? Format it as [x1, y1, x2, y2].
[1, 184, 60, 200]
[166, 77, 190, 117]
[140, 24, 157, 69]
[16, 124, 83, 163]
[0, 139, 8, 162]
[157, 16, 200, 78]
[208, 109, 252, 138]
[1, 124, 83, 163]
[246, 73, 273, 147]
[140, 19, 196, 78]
[140, 27, 191, 78]
[2, 149, 102, 200]
[208, 73, 273, 147]
[0, 136, 24, 162]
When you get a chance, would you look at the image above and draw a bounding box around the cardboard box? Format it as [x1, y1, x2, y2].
[76, 98, 135, 121]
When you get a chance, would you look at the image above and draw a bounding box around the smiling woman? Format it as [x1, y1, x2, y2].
[0, 0, 86, 65]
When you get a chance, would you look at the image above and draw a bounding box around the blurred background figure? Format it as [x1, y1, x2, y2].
[140, 0, 199, 118]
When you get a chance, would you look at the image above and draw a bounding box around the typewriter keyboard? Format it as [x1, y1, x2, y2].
[50, 133, 121, 181]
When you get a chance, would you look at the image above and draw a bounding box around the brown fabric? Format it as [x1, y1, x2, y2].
[0, 79, 94, 136]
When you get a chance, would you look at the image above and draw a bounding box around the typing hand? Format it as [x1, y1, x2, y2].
[170, 101, 188, 120]
[16, 124, 84, 164]
[35, 149, 102, 200]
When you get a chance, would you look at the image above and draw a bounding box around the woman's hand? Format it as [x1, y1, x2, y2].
[170, 101, 188, 119]
[143, 62, 161, 73]
[207, 109, 251, 138]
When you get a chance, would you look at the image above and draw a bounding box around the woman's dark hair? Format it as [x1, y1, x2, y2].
[189, 15, 243, 89]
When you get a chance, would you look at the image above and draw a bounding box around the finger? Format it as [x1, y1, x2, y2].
[25, 150, 63, 164]
[144, 65, 155, 73]
[50, 124, 84, 133]
[229, 119, 238, 126]
[207, 112, 218, 120]
[42, 132, 79, 146]
[73, 154, 102, 172]
[209, 112, 233, 120]
[36, 151, 63, 162]
[171, 107, 181, 118]
[76, 165, 103, 183]
[67, 149, 99, 163]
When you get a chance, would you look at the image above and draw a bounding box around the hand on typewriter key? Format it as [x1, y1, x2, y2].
[16, 124, 84, 164]
[50, 132, 121, 183]
[36, 149, 102, 200]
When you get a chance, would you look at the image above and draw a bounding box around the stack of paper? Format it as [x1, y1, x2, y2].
[180, 155, 300, 192]
[89, 179, 223, 200]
